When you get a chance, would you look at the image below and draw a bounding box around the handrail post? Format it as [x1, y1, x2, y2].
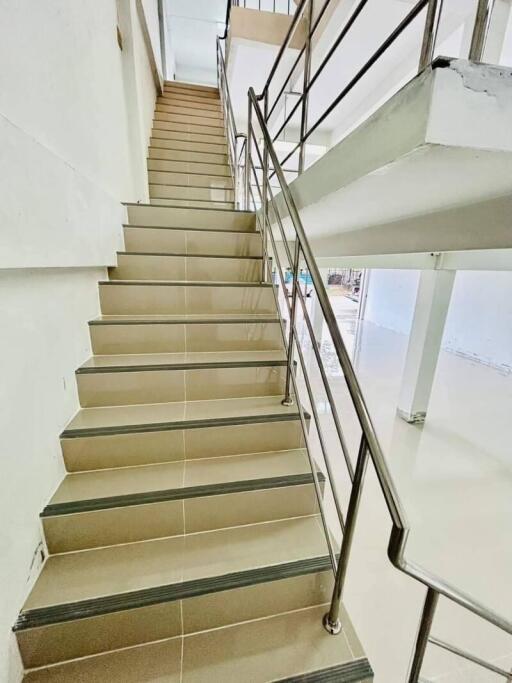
[245, 99, 252, 211]
[282, 239, 300, 406]
[298, 0, 314, 174]
[324, 435, 369, 634]
[408, 588, 439, 682]
[418, 0, 443, 71]
[262, 90, 270, 282]
[469, 0, 495, 61]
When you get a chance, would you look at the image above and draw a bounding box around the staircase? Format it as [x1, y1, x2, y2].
[13, 82, 372, 682]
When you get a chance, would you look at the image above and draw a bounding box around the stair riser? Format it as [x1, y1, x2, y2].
[151, 136, 226, 154]
[110, 254, 261, 282]
[147, 158, 231, 176]
[123, 227, 261, 256]
[155, 111, 223, 128]
[149, 144, 228, 164]
[153, 112, 224, 130]
[61, 419, 305, 472]
[149, 198, 235, 209]
[155, 104, 223, 120]
[43, 482, 317, 553]
[163, 86, 219, 99]
[90, 321, 282, 355]
[125, 204, 255, 231]
[156, 97, 221, 112]
[99, 283, 274, 316]
[149, 184, 234, 203]
[152, 124, 225, 144]
[148, 170, 233, 188]
[76, 365, 286, 407]
[17, 570, 331, 669]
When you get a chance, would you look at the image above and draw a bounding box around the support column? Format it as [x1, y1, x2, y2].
[311, 268, 329, 344]
[397, 269, 455, 424]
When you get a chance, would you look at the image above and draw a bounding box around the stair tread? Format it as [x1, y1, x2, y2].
[90, 313, 280, 323]
[46, 449, 310, 508]
[21, 516, 326, 613]
[63, 395, 300, 436]
[79, 350, 286, 371]
[99, 279, 272, 286]
[23, 606, 372, 682]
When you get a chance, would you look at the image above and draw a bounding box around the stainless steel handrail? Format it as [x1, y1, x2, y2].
[244, 81, 512, 682]
[216, 37, 247, 209]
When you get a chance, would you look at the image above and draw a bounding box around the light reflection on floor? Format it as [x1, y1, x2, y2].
[292, 291, 512, 682]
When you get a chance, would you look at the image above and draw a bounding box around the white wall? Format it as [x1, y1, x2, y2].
[364, 269, 420, 336]
[0, 2, 161, 679]
[364, 269, 512, 372]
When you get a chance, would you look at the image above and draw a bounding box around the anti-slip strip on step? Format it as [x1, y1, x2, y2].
[88, 317, 280, 326]
[274, 659, 374, 683]
[123, 224, 257, 234]
[13, 555, 331, 631]
[123, 202, 254, 214]
[60, 411, 307, 439]
[41, 472, 322, 517]
[98, 280, 272, 287]
[76, 359, 287, 374]
[116, 251, 261, 260]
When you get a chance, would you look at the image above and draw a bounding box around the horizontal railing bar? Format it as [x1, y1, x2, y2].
[429, 636, 512, 679]
[304, 0, 428, 143]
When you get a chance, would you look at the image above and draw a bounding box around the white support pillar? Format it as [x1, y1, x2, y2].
[311, 268, 329, 344]
[397, 269, 455, 423]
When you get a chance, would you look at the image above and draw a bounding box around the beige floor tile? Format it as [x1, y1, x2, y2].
[147, 158, 230, 176]
[147, 170, 232, 188]
[90, 321, 187, 355]
[182, 571, 333, 635]
[148, 146, 228, 164]
[184, 485, 318, 534]
[65, 401, 186, 432]
[125, 204, 255, 231]
[183, 449, 309, 487]
[149, 183, 234, 202]
[182, 516, 327, 582]
[184, 419, 305, 460]
[185, 365, 285, 401]
[50, 461, 185, 503]
[181, 605, 356, 682]
[43, 499, 185, 553]
[61, 429, 185, 472]
[99, 282, 188, 316]
[23, 634, 182, 682]
[77, 368, 186, 407]
[23, 535, 185, 610]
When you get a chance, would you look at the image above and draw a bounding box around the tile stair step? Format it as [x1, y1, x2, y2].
[21, 606, 372, 682]
[148, 183, 234, 202]
[60, 404, 306, 472]
[15, 518, 334, 669]
[147, 169, 233, 188]
[154, 109, 223, 125]
[75, 351, 288, 406]
[149, 198, 235, 210]
[61, 395, 303, 439]
[88, 315, 282, 355]
[156, 96, 222, 112]
[109, 252, 261, 282]
[41, 449, 318, 552]
[122, 225, 262, 256]
[151, 125, 226, 143]
[124, 203, 256, 231]
[155, 103, 223, 119]
[148, 143, 228, 163]
[147, 157, 231, 176]
[150, 133, 226, 153]
[98, 279, 275, 316]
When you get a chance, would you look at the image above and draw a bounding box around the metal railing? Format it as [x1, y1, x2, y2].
[216, 38, 247, 209]
[219, 0, 512, 680]
[258, 0, 497, 177]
